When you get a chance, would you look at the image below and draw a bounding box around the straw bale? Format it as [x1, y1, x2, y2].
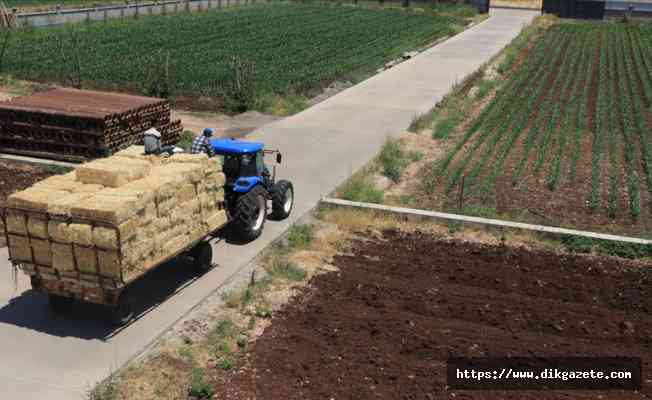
[74, 245, 97, 274]
[32, 174, 80, 192]
[8, 188, 69, 211]
[76, 157, 151, 188]
[166, 234, 190, 257]
[169, 207, 188, 226]
[48, 221, 69, 243]
[27, 216, 48, 239]
[212, 188, 225, 203]
[98, 250, 121, 279]
[114, 146, 146, 159]
[31, 239, 52, 266]
[100, 181, 155, 206]
[93, 227, 118, 250]
[188, 223, 206, 243]
[185, 198, 200, 214]
[153, 216, 171, 232]
[170, 153, 209, 165]
[207, 157, 223, 172]
[47, 192, 92, 216]
[5, 211, 27, 234]
[205, 172, 226, 190]
[206, 211, 227, 233]
[178, 183, 196, 203]
[52, 243, 74, 271]
[123, 238, 154, 264]
[8, 235, 32, 263]
[73, 184, 104, 194]
[151, 163, 203, 183]
[158, 197, 177, 216]
[67, 223, 93, 246]
[70, 194, 139, 225]
[137, 175, 183, 201]
[153, 230, 174, 252]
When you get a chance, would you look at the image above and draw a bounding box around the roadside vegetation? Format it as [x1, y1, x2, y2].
[334, 14, 652, 256]
[88, 200, 652, 399]
[2, 2, 475, 113]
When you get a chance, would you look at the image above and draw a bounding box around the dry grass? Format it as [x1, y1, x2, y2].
[105, 220, 349, 400]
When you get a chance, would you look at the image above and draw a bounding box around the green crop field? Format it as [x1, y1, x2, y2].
[433, 22, 652, 233]
[1, 4, 467, 105]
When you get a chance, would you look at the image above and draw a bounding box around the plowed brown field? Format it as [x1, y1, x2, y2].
[212, 230, 652, 399]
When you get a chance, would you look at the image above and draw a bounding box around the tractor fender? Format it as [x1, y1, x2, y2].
[233, 176, 264, 194]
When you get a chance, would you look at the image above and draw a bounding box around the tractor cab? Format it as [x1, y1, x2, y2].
[210, 138, 293, 241]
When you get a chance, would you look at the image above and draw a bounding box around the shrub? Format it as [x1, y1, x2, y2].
[339, 173, 384, 204]
[188, 368, 214, 399]
[177, 130, 195, 151]
[379, 138, 408, 182]
[432, 118, 457, 139]
[286, 224, 314, 250]
[268, 260, 307, 281]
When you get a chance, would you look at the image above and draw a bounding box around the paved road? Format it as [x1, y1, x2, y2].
[0, 8, 538, 399]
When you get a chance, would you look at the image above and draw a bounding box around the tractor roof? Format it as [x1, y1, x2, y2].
[210, 138, 264, 154]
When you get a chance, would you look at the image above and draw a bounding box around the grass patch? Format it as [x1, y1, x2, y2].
[285, 224, 315, 250]
[379, 138, 410, 182]
[339, 173, 384, 204]
[561, 235, 652, 260]
[86, 371, 120, 400]
[41, 164, 74, 175]
[267, 260, 307, 282]
[408, 113, 431, 133]
[188, 367, 214, 399]
[474, 78, 496, 100]
[432, 118, 457, 139]
[212, 319, 236, 340]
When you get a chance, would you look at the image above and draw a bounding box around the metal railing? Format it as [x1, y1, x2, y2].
[10, 0, 256, 27]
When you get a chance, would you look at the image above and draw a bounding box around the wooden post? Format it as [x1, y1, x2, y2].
[458, 175, 465, 211]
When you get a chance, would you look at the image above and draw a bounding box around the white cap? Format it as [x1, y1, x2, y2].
[144, 128, 161, 138]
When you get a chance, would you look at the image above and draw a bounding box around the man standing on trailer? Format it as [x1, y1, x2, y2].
[191, 128, 216, 157]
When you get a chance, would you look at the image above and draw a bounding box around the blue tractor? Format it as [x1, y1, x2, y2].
[211, 138, 294, 241]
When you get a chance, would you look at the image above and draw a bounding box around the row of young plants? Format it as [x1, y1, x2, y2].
[437, 22, 652, 220]
[510, 26, 570, 184]
[546, 27, 591, 191]
[477, 25, 586, 197]
[440, 26, 567, 193]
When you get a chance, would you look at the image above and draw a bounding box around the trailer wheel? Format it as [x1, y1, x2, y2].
[270, 180, 294, 220]
[111, 294, 134, 326]
[232, 185, 267, 242]
[190, 241, 213, 274]
[49, 295, 73, 314]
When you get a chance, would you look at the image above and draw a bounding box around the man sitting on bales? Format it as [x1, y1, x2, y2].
[143, 128, 176, 156]
[190, 128, 215, 157]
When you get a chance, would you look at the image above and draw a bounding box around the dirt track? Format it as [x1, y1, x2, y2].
[215, 230, 652, 399]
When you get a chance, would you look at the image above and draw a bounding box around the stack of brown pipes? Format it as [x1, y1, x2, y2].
[0, 88, 182, 162]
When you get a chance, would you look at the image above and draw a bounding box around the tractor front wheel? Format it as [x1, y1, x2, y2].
[232, 185, 268, 242]
[270, 180, 294, 220]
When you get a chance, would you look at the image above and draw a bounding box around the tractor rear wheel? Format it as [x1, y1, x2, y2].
[270, 180, 294, 220]
[232, 185, 267, 242]
[49, 295, 73, 314]
[111, 292, 134, 326]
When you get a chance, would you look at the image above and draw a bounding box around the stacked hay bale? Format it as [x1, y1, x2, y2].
[3, 147, 226, 301]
